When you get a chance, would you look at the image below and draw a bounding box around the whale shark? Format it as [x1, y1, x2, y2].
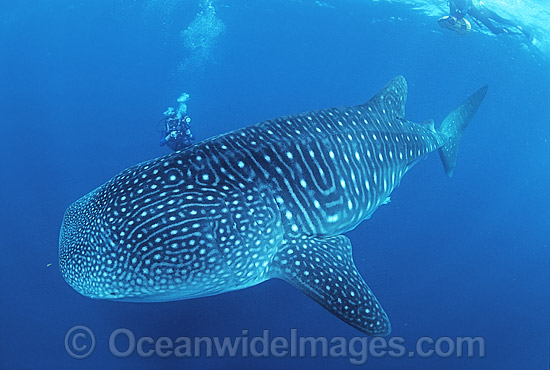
[59, 76, 487, 335]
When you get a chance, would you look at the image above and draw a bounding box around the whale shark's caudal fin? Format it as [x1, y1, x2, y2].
[438, 85, 488, 177]
[269, 235, 391, 336]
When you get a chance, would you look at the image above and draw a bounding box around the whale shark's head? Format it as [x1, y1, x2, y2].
[59, 157, 239, 302]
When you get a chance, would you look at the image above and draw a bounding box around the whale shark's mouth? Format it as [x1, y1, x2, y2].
[104, 284, 238, 302]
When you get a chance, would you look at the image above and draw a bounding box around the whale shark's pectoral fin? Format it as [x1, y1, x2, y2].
[269, 235, 391, 336]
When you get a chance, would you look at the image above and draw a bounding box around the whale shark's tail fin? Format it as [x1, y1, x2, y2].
[438, 85, 488, 177]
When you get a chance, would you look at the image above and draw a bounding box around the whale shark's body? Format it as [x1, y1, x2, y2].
[59, 76, 487, 335]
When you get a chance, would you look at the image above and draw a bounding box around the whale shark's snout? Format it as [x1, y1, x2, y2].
[58, 162, 247, 302]
[59, 189, 123, 299]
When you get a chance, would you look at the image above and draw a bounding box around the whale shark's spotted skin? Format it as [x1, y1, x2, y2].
[60, 76, 487, 335]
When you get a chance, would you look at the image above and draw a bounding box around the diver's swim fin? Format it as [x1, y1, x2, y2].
[438, 16, 471, 35]
[516, 26, 533, 42]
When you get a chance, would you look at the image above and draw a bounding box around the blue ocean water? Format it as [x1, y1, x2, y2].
[1, 0, 549, 369]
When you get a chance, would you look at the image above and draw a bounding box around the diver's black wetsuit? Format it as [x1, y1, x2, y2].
[449, 0, 471, 20]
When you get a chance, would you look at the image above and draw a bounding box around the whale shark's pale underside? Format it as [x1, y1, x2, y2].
[59, 76, 487, 335]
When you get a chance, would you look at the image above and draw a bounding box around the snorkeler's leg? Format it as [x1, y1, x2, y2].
[469, 8, 505, 34]
[483, 19, 506, 34]
[481, 8, 531, 40]
[485, 8, 532, 40]
[485, 9, 516, 27]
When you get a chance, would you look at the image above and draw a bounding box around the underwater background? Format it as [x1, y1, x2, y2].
[1, 0, 549, 369]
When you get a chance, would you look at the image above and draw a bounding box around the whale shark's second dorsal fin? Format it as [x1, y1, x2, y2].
[269, 235, 391, 336]
[421, 119, 436, 132]
[365, 75, 408, 120]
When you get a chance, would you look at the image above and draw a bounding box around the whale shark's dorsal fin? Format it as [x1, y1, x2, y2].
[269, 235, 391, 336]
[421, 119, 436, 132]
[365, 75, 408, 120]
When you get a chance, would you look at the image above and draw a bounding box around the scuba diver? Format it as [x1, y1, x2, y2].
[159, 93, 195, 152]
[439, 0, 531, 40]
[160, 108, 194, 151]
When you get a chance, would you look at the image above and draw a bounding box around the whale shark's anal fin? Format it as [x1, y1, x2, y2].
[269, 235, 391, 336]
